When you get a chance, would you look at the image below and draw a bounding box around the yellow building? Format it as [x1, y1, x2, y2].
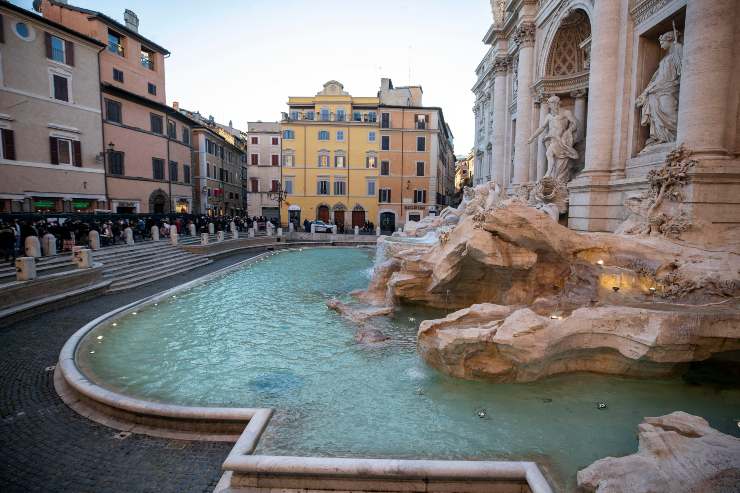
[280, 81, 379, 230]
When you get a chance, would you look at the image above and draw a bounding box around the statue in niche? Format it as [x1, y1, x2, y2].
[636, 29, 682, 148]
[527, 95, 579, 183]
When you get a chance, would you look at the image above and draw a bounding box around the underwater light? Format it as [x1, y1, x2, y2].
[97, 335, 103, 340]
[596, 259, 604, 266]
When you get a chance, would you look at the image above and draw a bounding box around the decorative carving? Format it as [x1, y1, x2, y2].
[527, 95, 579, 183]
[513, 23, 536, 48]
[492, 57, 509, 75]
[636, 30, 682, 148]
[630, 0, 671, 26]
[546, 10, 591, 77]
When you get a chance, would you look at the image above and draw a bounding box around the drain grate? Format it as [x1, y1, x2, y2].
[112, 431, 132, 440]
[45, 365, 56, 372]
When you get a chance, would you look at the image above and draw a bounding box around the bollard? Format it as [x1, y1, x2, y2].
[15, 257, 36, 281]
[208, 223, 215, 235]
[151, 225, 160, 241]
[277, 228, 283, 237]
[266, 225, 273, 237]
[217, 231, 225, 242]
[42, 233, 57, 256]
[376, 226, 381, 236]
[170, 229, 178, 245]
[230, 221, 236, 233]
[73, 248, 92, 269]
[288, 222, 295, 233]
[25, 236, 41, 258]
[201, 233, 209, 245]
[248, 228, 255, 238]
[124, 227, 134, 245]
[189, 223, 196, 236]
[331, 225, 337, 235]
[88, 230, 100, 250]
[398, 227, 403, 233]
[354, 226, 359, 236]
[232, 230, 239, 240]
[310, 223, 316, 234]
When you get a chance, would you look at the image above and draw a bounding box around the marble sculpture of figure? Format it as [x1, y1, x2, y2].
[527, 95, 579, 183]
[636, 30, 683, 147]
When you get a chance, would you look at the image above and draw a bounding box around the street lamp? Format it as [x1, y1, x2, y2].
[267, 182, 289, 224]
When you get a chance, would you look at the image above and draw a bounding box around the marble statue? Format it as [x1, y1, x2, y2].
[636, 30, 682, 147]
[527, 95, 579, 183]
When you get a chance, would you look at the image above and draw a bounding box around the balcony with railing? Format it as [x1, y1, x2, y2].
[282, 111, 378, 123]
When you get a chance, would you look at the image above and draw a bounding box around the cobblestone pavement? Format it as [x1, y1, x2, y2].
[0, 250, 270, 493]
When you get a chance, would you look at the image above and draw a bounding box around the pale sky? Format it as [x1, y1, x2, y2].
[16, 0, 492, 153]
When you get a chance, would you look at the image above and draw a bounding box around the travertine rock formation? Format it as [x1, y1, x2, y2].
[577, 412, 740, 493]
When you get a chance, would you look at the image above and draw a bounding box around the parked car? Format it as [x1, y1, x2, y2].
[311, 220, 333, 233]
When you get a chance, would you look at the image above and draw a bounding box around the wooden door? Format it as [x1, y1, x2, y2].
[352, 210, 365, 227]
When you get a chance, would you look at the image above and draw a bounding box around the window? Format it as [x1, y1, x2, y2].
[48, 34, 65, 63]
[167, 120, 176, 139]
[14, 22, 32, 40]
[50, 137, 73, 165]
[113, 68, 124, 82]
[368, 112, 377, 123]
[380, 160, 390, 176]
[52, 74, 69, 102]
[283, 129, 295, 139]
[320, 108, 329, 121]
[271, 180, 280, 192]
[271, 154, 279, 166]
[108, 30, 124, 56]
[105, 99, 122, 123]
[289, 110, 299, 120]
[415, 114, 428, 129]
[368, 131, 376, 142]
[152, 158, 165, 180]
[140, 46, 155, 70]
[271, 137, 279, 146]
[417, 136, 426, 151]
[284, 177, 293, 194]
[336, 130, 344, 141]
[318, 130, 330, 141]
[416, 161, 425, 176]
[169, 161, 178, 181]
[379, 188, 391, 203]
[366, 155, 377, 168]
[150, 114, 163, 134]
[381, 112, 390, 128]
[182, 127, 190, 145]
[367, 180, 376, 196]
[318, 153, 330, 167]
[336, 109, 346, 121]
[109, 151, 124, 175]
[335, 154, 346, 168]
[1, 129, 17, 161]
[317, 178, 330, 195]
[306, 110, 315, 121]
[148, 83, 157, 95]
[381, 135, 390, 150]
[352, 111, 361, 122]
[183, 164, 191, 184]
[414, 189, 427, 204]
[250, 178, 259, 192]
[334, 180, 346, 196]
[283, 154, 294, 167]
[251, 136, 259, 145]
[250, 153, 259, 165]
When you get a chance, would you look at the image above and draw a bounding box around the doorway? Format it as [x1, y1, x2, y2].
[380, 212, 395, 233]
[352, 209, 366, 227]
[317, 205, 330, 222]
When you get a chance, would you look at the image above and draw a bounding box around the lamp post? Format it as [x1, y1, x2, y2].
[267, 182, 288, 225]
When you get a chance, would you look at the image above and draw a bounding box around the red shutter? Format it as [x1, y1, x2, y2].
[2, 129, 15, 160]
[72, 141, 82, 167]
[65, 40, 74, 66]
[0, 14, 5, 44]
[49, 137, 59, 164]
[45, 32, 52, 59]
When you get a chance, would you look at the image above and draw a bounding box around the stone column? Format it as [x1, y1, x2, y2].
[151, 225, 159, 241]
[208, 223, 215, 235]
[572, 91, 588, 142]
[535, 96, 548, 180]
[25, 236, 41, 258]
[491, 57, 509, 188]
[511, 23, 536, 185]
[676, 0, 736, 157]
[88, 230, 100, 250]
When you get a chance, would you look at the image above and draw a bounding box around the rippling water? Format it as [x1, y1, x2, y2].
[78, 247, 740, 491]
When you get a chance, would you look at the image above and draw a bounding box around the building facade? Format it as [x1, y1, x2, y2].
[0, 3, 106, 213]
[38, 0, 194, 214]
[473, 0, 740, 232]
[280, 81, 380, 230]
[455, 151, 475, 192]
[377, 79, 456, 231]
[245, 122, 281, 220]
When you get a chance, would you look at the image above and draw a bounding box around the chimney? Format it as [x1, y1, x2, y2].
[123, 9, 139, 33]
[380, 78, 393, 91]
[172, 101, 179, 111]
[209, 115, 215, 123]
[229, 120, 233, 128]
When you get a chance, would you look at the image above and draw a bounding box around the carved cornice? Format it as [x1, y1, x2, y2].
[630, 0, 671, 26]
[533, 72, 590, 98]
[492, 57, 509, 76]
[513, 22, 537, 48]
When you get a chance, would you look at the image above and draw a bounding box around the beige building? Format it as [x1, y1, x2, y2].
[245, 122, 281, 220]
[0, 2, 106, 213]
[473, 0, 740, 232]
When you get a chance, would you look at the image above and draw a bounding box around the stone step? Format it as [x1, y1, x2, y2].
[106, 258, 212, 292]
[93, 245, 182, 265]
[102, 251, 201, 278]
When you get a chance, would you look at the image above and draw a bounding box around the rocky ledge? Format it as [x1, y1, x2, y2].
[577, 411, 740, 492]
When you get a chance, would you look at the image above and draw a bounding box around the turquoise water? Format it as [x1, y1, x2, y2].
[78, 248, 740, 491]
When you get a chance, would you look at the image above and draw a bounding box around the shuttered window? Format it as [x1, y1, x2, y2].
[49, 137, 79, 165]
[1, 129, 16, 160]
[105, 99, 122, 123]
[169, 161, 178, 181]
[152, 158, 165, 180]
[150, 114, 163, 134]
[414, 189, 427, 204]
[52, 75, 69, 102]
[379, 189, 391, 203]
[183, 165, 191, 184]
[109, 151, 124, 175]
[0, 14, 4, 44]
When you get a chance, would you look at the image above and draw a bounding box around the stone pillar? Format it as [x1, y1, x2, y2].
[535, 98, 548, 180]
[15, 257, 36, 281]
[151, 225, 159, 241]
[376, 226, 381, 236]
[188, 223, 196, 236]
[354, 225, 359, 236]
[42, 233, 56, 257]
[248, 228, 255, 238]
[88, 230, 100, 250]
[73, 248, 92, 269]
[310, 223, 316, 234]
[25, 236, 41, 258]
[512, 23, 536, 185]
[266, 223, 273, 237]
[288, 222, 295, 233]
[572, 91, 588, 143]
[208, 223, 215, 235]
[331, 225, 337, 235]
[201, 233, 209, 245]
[232, 229, 239, 240]
[676, 0, 736, 157]
[124, 227, 134, 245]
[217, 231, 225, 242]
[170, 229, 178, 245]
[491, 57, 509, 188]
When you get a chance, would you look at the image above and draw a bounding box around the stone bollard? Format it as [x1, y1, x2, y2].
[331, 225, 337, 235]
[398, 227, 403, 234]
[25, 236, 41, 258]
[73, 247, 92, 269]
[88, 230, 100, 250]
[248, 228, 255, 238]
[266, 225, 273, 237]
[277, 228, 283, 237]
[354, 226, 359, 236]
[201, 233, 209, 245]
[232, 229, 239, 240]
[189, 223, 196, 236]
[376, 226, 381, 236]
[310, 223, 317, 235]
[124, 227, 134, 245]
[288, 222, 295, 233]
[170, 229, 178, 245]
[208, 223, 215, 235]
[151, 225, 160, 241]
[42, 233, 57, 257]
[15, 257, 36, 281]
[217, 231, 225, 242]
[230, 221, 236, 233]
